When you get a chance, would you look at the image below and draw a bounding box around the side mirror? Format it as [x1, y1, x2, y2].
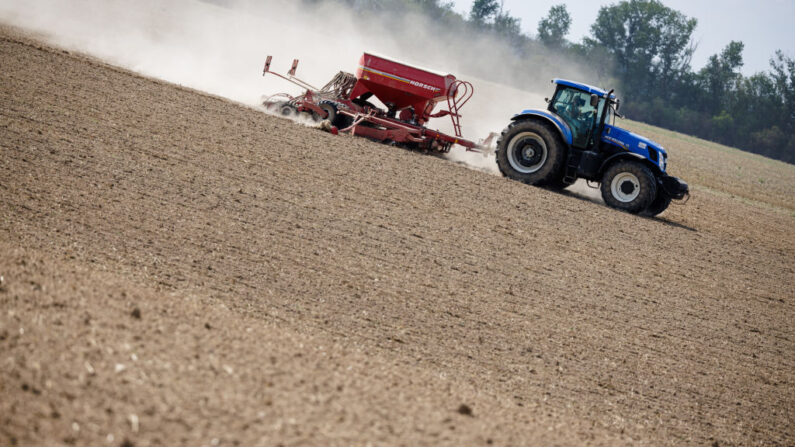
[544, 97, 550, 103]
[590, 94, 599, 108]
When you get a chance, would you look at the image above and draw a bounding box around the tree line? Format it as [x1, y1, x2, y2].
[304, 0, 794, 163]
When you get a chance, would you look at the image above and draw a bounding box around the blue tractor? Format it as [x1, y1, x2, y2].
[496, 79, 689, 216]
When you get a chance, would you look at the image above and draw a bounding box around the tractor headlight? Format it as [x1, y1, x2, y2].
[660, 153, 667, 171]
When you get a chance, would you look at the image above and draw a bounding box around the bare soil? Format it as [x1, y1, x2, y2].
[1, 26, 793, 446]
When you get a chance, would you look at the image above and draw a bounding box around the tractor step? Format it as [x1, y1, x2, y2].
[562, 150, 582, 184]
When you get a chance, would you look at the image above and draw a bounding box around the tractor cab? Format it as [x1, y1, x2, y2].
[547, 80, 615, 150]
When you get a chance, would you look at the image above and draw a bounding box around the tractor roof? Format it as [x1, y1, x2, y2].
[553, 79, 616, 99]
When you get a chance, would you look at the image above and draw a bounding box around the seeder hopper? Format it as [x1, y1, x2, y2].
[262, 53, 493, 153]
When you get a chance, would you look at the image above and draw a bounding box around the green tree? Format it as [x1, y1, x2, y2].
[587, 0, 697, 99]
[469, 0, 499, 26]
[408, 0, 458, 21]
[468, 0, 524, 45]
[537, 4, 571, 48]
[494, 10, 522, 40]
[768, 50, 795, 135]
[699, 41, 744, 112]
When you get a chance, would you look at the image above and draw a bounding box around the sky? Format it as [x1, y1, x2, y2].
[450, 0, 795, 76]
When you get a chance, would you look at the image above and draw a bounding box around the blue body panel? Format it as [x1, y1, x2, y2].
[601, 124, 668, 173]
[511, 109, 573, 146]
[553, 79, 616, 99]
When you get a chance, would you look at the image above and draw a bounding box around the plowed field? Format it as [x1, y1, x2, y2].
[1, 26, 793, 446]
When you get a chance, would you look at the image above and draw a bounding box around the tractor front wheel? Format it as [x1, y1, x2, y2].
[642, 191, 672, 217]
[496, 120, 566, 186]
[600, 161, 658, 214]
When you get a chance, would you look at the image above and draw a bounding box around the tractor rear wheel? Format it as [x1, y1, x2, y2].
[600, 160, 657, 214]
[496, 119, 565, 186]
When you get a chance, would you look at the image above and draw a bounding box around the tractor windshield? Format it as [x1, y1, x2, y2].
[549, 86, 604, 149]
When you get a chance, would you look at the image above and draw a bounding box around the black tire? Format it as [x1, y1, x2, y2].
[280, 104, 296, 116]
[600, 160, 658, 214]
[496, 119, 566, 186]
[319, 100, 353, 129]
[642, 191, 672, 217]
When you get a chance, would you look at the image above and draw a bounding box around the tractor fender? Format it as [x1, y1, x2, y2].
[599, 152, 663, 177]
[511, 109, 573, 146]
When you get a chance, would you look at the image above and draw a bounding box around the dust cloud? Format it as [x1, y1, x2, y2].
[0, 0, 593, 180]
[566, 179, 604, 204]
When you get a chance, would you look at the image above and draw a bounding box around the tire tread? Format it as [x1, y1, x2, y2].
[495, 119, 566, 186]
[600, 160, 658, 214]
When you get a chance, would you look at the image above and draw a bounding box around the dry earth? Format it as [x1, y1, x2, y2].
[1, 26, 794, 446]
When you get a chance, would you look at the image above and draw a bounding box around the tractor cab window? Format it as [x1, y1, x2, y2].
[550, 87, 600, 148]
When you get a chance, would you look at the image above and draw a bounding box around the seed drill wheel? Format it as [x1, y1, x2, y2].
[319, 100, 353, 129]
[299, 110, 322, 122]
[280, 104, 296, 116]
[600, 160, 658, 214]
[496, 119, 565, 186]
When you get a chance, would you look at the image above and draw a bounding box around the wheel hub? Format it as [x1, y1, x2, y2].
[519, 142, 542, 166]
[507, 131, 548, 175]
[610, 172, 641, 203]
[620, 180, 636, 195]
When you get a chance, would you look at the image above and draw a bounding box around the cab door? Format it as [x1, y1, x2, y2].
[549, 87, 600, 149]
